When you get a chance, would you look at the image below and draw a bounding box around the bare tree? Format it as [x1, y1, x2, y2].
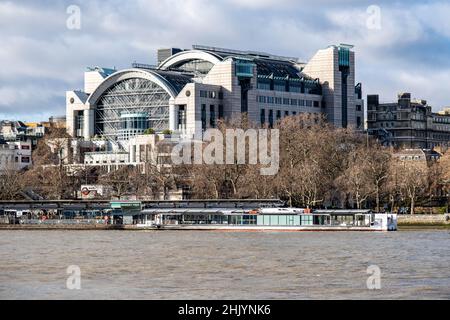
[275, 113, 363, 208]
[99, 166, 137, 200]
[365, 145, 392, 212]
[437, 150, 450, 202]
[336, 147, 373, 209]
[188, 162, 228, 199]
[22, 127, 75, 199]
[392, 160, 429, 214]
[0, 165, 24, 200]
[142, 163, 177, 200]
[23, 165, 74, 200]
[241, 163, 278, 199]
[33, 127, 71, 166]
[276, 114, 325, 207]
[440, 151, 450, 182]
[184, 117, 254, 199]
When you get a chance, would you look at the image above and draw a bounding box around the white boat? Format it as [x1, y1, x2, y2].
[134, 208, 397, 231]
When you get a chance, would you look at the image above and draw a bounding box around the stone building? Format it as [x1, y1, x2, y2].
[367, 92, 450, 149]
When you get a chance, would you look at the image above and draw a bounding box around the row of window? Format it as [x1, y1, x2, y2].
[434, 125, 450, 132]
[257, 95, 321, 108]
[433, 134, 450, 140]
[13, 145, 30, 150]
[393, 131, 427, 138]
[256, 215, 314, 226]
[260, 108, 302, 126]
[259, 108, 361, 129]
[256, 79, 321, 94]
[378, 114, 397, 121]
[201, 104, 224, 130]
[120, 129, 147, 140]
[4, 156, 31, 163]
[86, 160, 126, 164]
[375, 113, 450, 125]
[8, 156, 30, 163]
[121, 118, 148, 130]
[411, 114, 426, 121]
[433, 117, 450, 124]
[399, 156, 423, 161]
[199, 90, 223, 100]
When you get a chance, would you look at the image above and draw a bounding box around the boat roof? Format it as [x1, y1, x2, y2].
[140, 208, 372, 216]
[314, 209, 371, 215]
[141, 208, 248, 215]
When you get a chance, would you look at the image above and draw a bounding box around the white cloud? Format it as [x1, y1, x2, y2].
[224, 0, 297, 9]
[0, 0, 449, 121]
[416, 2, 450, 39]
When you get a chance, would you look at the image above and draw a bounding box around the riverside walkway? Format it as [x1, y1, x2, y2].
[0, 199, 284, 211]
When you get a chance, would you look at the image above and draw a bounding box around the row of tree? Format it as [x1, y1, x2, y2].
[1, 114, 449, 213]
[180, 114, 449, 213]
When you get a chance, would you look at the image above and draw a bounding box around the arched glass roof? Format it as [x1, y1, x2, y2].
[158, 47, 315, 81]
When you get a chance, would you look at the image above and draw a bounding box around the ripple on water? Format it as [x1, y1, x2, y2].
[0, 230, 449, 299]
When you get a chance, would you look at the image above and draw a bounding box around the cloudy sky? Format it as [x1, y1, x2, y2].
[1, 0, 449, 121]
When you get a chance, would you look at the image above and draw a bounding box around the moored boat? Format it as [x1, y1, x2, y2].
[135, 207, 397, 231]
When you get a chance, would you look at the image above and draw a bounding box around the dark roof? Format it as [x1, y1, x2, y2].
[252, 58, 301, 78]
[133, 66, 194, 95]
[210, 50, 300, 77]
[155, 70, 194, 94]
[202, 49, 315, 81]
[154, 46, 320, 82]
[141, 46, 321, 94]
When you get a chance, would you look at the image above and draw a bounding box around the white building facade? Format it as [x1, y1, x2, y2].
[0, 139, 32, 171]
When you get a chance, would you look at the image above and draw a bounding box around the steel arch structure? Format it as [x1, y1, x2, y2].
[86, 69, 179, 149]
[158, 50, 222, 70]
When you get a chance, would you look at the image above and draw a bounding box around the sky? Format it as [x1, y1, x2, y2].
[1, 0, 450, 121]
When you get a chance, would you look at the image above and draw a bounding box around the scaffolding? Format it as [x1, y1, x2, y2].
[95, 77, 170, 150]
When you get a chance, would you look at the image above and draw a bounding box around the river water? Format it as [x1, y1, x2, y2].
[0, 230, 449, 299]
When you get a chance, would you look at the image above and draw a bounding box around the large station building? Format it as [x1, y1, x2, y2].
[67, 45, 364, 139]
[66, 44, 364, 165]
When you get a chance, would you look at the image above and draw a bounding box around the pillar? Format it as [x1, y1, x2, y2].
[83, 109, 94, 140]
[169, 102, 177, 132]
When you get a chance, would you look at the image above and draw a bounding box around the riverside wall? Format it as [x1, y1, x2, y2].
[397, 214, 450, 226]
[0, 224, 139, 230]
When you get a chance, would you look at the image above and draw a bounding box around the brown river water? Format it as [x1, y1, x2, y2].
[0, 230, 449, 299]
